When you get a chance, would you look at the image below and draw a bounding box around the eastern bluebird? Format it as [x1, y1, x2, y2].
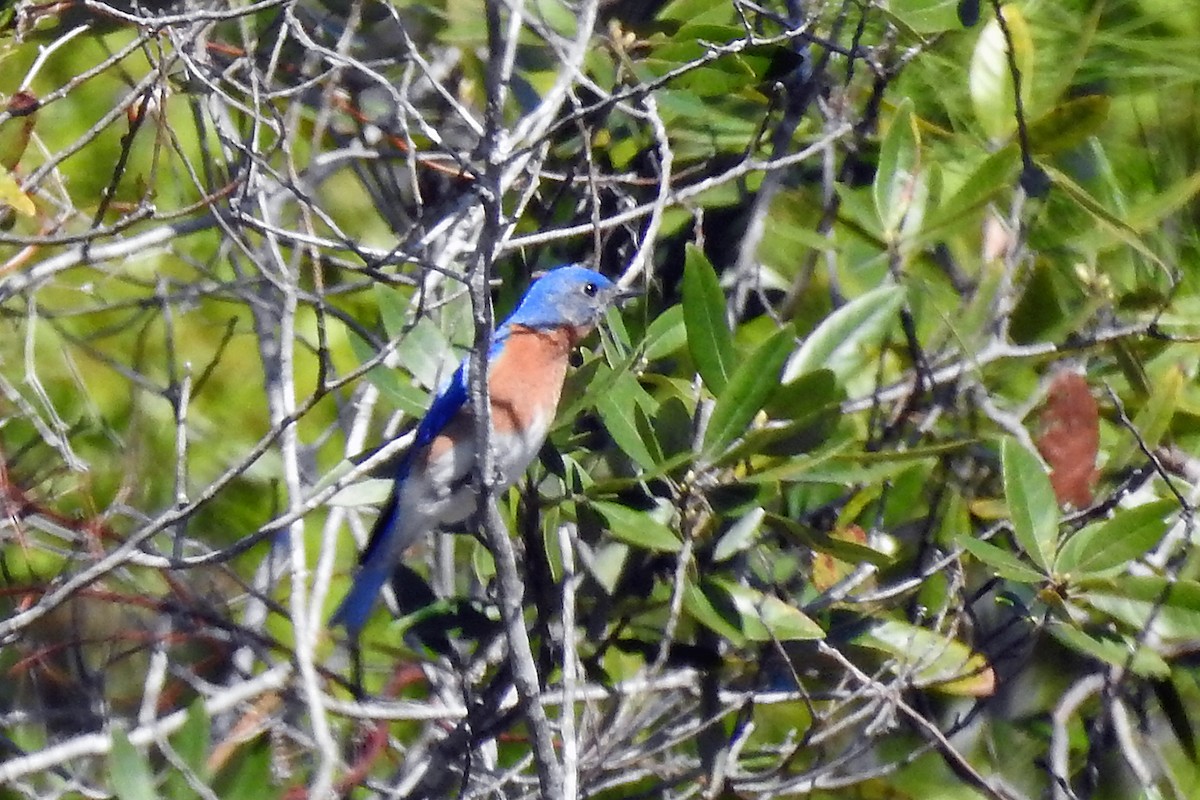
[331, 265, 638, 634]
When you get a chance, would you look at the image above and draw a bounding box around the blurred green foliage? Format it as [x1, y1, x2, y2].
[4, 0, 1200, 797]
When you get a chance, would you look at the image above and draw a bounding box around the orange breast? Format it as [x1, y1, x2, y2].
[488, 325, 574, 435]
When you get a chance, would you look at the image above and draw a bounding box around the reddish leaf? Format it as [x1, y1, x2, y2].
[811, 525, 869, 591]
[0, 91, 37, 172]
[1037, 370, 1099, 509]
[7, 91, 39, 117]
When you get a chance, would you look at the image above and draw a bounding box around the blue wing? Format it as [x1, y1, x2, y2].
[332, 334, 510, 633]
[353, 357, 469, 567]
[407, 328, 512, 455]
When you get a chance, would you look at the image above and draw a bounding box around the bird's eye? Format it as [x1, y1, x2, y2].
[582, 282, 598, 297]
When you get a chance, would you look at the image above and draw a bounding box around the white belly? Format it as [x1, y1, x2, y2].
[401, 409, 553, 528]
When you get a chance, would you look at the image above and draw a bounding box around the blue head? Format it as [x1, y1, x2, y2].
[503, 265, 636, 332]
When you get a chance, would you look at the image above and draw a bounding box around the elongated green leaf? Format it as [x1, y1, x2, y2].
[374, 283, 411, 340]
[703, 326, 795, 456]
[1055, 499, 1175, 577]
[1127, 167, 1200, 234]
[591, 499, 682, 553]
[766, 512, 895, 567]
[685, 578, 824, 643]
[1077, 576, 1200, 642]
[393, 314, 456, 391]
[1002, 438, 1058, 572]
[328, 477, 393, 507]
[1133, 365, 1183, 452]
[642, 304, 688, 360]
[653, 395, 695, 459]
[682, 579, 747, 646]
[165, 702, 211, 800]
[216, 738, 272, 800]
[1048, 623, 1169, 678]
[745, 451, 931, 485]
[349, 332, 428, 417]
[957, 535, 1045, 583]
[751, 591, 825, 641]
[921, 145, 1020, 235]
[595, 372, 660, 470]
[765, 367, 841, 421]
[713, 507, 765, 562]
[783, 284, 905, 383]
[1045, 165, 1167, 271]
[856, 618, 995, 696]
[587, 541, 630, 595]
[682, 244, 735, 393]
[174, 701, 210, 776]
[881, 0, 964, 34]
[841, 440, 975, 463]
[108, 730, 157, 800]
[874, 98, 919, 236]
[657, 0, 733, 24]
[1027, 95, 1111, 155]
[969, 4, 1033, 140]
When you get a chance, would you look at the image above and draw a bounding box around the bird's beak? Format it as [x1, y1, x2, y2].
[614, 285, 644, 304]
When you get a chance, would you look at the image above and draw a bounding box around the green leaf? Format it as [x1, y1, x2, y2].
[957, 535, 1045, 583]
[765, 513, 895, 568]
[968, 4, 1033, 140]
[656, 0, 732, 24]
[1124, 365, 1184, 468]
[1127, 167, 1200, 234]
[595, 371, 660, 471]
[684, 579, 824, 644]
[1047, 622, 1169, 678]
[1055, 499, 1175, 578]
[745, 449, 932, 486]
[348, 331, 428, 418]
[750, 590, 825, 641]
[328, 477, 393, 507]
[856, 618, 995, 696]
[108, 730, 158, 800]
[214, 737, 272, 800]
[174, 700, 210, 775]
[374, 283, 411, 340]
[1076, 576, 1200, 642]
[1045, 165, 1167, 272]
[703, 326, 795, 456]
[682, 244, 735, 393]
[653, 395, 695, 459]
[881, 0, 965, 34]
[837, 439, 975, 464]
[393, 314, 456, 391]
[1026, 95, 1111, 155]
[585, 541, 631, 595]
[783, 284, 905, 384]
[591, 499, 682, 553]
[713, 507, 765, 562]
[765, 367, 842, 421]
[164, 701, 211, 800]
[1001, 438, 1058, 572]
[874, 98, 920, 236]
[921, 145, 1020, 235]
[642, 304, 688, 361]
[682, 579, 747, 646]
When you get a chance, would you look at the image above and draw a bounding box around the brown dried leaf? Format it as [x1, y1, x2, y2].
[1037, 370, 1099, 509]
[811, 525, 868, 591]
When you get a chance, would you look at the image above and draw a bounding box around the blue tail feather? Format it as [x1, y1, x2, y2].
[331, 490, 402, 634]
[330, 560, 392, 635]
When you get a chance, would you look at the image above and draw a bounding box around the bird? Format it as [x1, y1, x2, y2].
[331, 265, 640, 635]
